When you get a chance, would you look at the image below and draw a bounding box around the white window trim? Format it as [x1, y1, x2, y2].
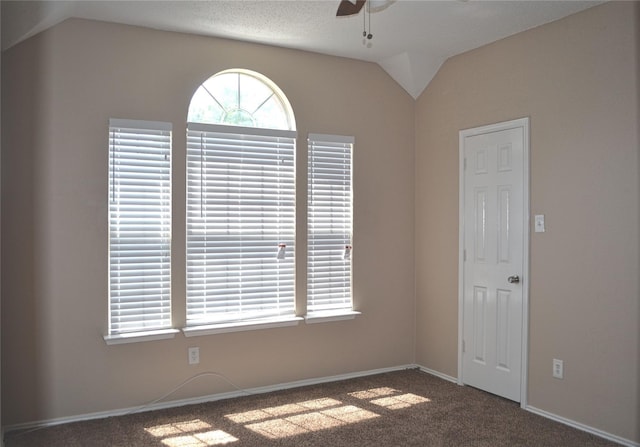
[182, 316, 303, 337]
[103, 328, 179, 345]
[187, 122, 296, 139]
[103, 311, 356, 343]
[304, 310, 361, 324]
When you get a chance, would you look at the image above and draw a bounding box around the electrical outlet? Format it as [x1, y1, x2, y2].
[188, 347, 200, 365]
[552, 358, 563, 379]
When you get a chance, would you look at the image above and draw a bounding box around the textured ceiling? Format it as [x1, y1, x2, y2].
[1, 0, 602, 98]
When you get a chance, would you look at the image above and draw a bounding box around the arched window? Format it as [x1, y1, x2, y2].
[185, 70, 299, 333]
[187, 69, 295, 131]
[105, 70, 354, 342]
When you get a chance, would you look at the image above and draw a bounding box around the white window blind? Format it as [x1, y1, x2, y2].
[186, 123, 296, 326]
[108, 119, 172, 335]
[307, 134, 353, 315]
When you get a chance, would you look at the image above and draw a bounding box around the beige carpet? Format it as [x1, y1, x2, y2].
[5, 369, 620, 447]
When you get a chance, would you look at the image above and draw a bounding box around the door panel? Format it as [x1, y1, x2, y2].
[461, 121, 527, 403]
[472, 285, 487, 364]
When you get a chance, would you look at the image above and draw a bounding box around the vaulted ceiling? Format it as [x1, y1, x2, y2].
[1, 0, 602, 98]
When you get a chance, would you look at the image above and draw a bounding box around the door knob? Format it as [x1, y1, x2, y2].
[507, 275, 520, 284]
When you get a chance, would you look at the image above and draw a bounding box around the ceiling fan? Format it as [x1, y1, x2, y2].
[336, 0, 394, 43]
[336, 0, 366, 16]
[336, 0, 395, 17]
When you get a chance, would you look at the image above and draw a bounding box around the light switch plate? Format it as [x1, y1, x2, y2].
[534, 214, 545, 233]
[553, 358, 563, 379]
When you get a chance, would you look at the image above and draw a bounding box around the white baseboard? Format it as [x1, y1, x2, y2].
[416, 365, 458, 384]
[6, 365, 637, 447]
[4, 364, 417, 433]
[525, 406, 639, 447]
[415, 365, 639, 447]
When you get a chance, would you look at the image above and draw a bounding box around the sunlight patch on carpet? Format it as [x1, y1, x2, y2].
[371, 393, 431, 409]
[226, 398, 379, 439]
[221, 387, 430, 440]
[349, 387, 431, 409]
[244, 405, 379, 439]
[348, 387, 398, 399]
[160, 430, 238, 447]
[226, 398, 341, 423]
[145, 419, 238, 446]
[145, 419, 212, 437]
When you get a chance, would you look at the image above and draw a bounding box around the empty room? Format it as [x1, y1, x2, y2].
[1, 1, 638, 446]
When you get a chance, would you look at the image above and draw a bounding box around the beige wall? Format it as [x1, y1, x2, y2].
[2, 2, 639, 444]
[1, 19, 416, 425]
[415, 1, 639, 443]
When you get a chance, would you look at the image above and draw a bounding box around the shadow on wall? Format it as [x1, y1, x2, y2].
[2, 34, 52, 425]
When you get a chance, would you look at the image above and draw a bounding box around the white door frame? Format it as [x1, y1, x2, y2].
[457, 117, 530, 408]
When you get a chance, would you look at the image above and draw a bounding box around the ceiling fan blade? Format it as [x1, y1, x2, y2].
[336, 0, 366, 17]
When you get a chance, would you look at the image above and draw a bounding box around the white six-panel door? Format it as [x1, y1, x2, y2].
[459, 118, 529, 403]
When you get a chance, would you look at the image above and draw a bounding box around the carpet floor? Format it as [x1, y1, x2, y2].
[4, 369, 620, 446]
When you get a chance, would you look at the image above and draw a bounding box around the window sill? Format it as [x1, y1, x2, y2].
[103, 328, 179, 345]
[182, 316, 303, 337]
[305, 310, 361, 324]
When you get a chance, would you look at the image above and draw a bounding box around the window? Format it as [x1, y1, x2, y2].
[106, 119, 176, 343]
[307, 134, 355, 318]
[188, 69, 294, 130]
[105, 71, 358, 342]
[185, 70, 298, 333]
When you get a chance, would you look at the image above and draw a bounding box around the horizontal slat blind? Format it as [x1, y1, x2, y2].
[307, 134, 353, 314]
[108, 119, 172, 334]
[186, 123, 297, 326]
